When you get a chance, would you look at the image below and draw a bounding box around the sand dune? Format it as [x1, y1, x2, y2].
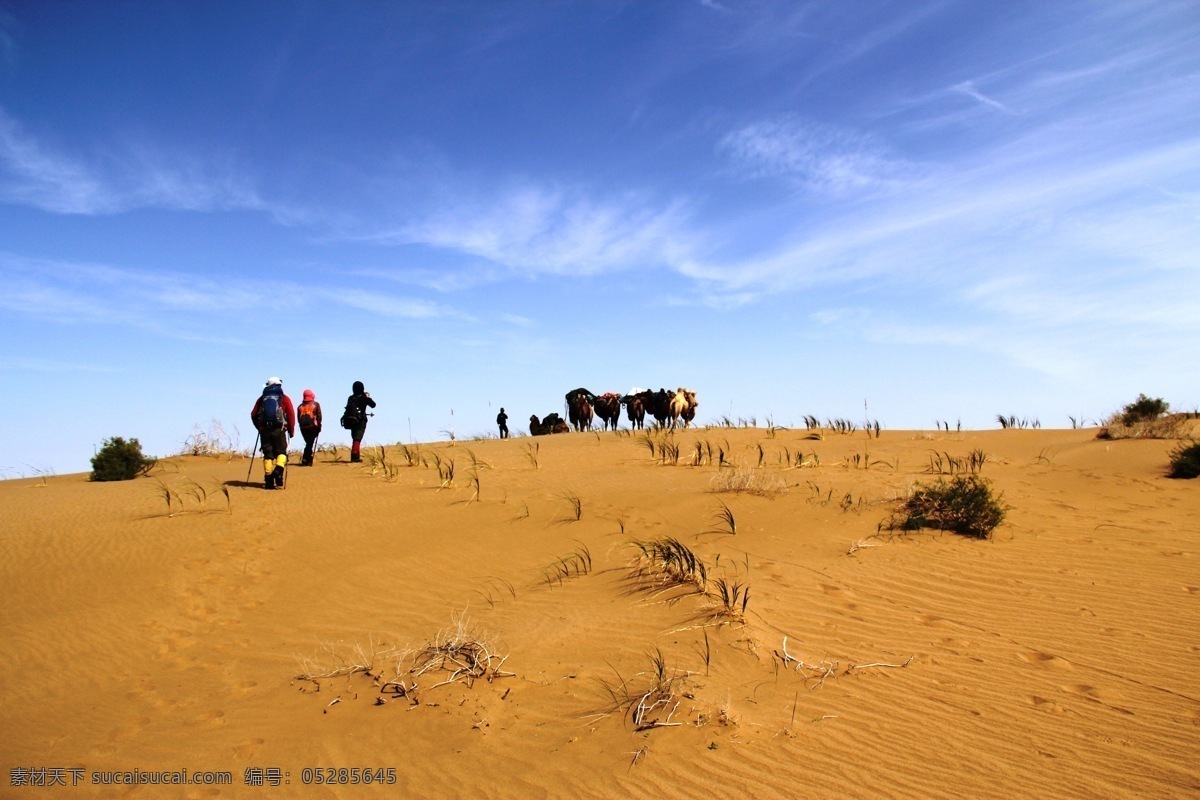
[2, 426, 1197, 798]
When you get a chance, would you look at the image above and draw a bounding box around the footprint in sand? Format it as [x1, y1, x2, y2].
[821, 584, 859, 610]
[194, 710, 226, 729]
[232, 738, 265, 759]
[915, 614, 951, 628]
[938, 637, 974, 653]
[1029, 695, 1068, 714]
[1185, 586, 1198, 595]
[1062, 684, 1134, 715]
[1020, 651, 1073, 669]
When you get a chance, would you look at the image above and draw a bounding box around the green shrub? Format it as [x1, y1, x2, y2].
[1167, 441, 1200, 479]
[1120, 393, 1169, 425]
[91, 437, 156, 482]
[891, 475, 1007, 539]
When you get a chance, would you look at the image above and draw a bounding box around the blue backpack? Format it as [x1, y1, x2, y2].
[259, 385, 285, 430]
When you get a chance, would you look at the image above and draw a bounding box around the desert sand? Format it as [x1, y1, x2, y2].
[1, 424, 1197, 798]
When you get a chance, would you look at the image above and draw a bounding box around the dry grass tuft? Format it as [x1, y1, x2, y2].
[708, 466, 788, 496]
[629, 537, 708, 594]
[596, 647, 688, 731]
[407, 612, 513, 690]
[1097, 414, 1194, 441]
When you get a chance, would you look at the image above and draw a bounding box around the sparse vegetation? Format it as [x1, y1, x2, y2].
[1098, 394, 1190, 440]
[596, 647, 688, 731]
[885, 475, 1007, 540]
[926, 449, 988, 475]
[708, 577, 750, 623]
[524, 442, 540, 470]
[1167, 441, 1200, 479]
[542, 544, 593, 587]
[295, 613, 512, 705]
[554, 489, 583, 523]
[91, 436, 156, 482]
[406, 612, 512, 690]
[1120, 393, 1169, 425]
[706, 501, 737, 535]
[179, 419, 240, 457]
[708, 467, 787, 496]
[629, 537, 708, 594]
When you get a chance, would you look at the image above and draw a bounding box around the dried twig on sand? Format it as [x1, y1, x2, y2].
[774, 637, 912, 690]
[409, 611, 514, 689]
[597, 647, 689, 732]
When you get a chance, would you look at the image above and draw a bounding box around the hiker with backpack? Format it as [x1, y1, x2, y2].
[341, 380, 376, 463]
[251, 377, 296, 490]
[297, 389, 323, 466]
[497, 407, 509, 439]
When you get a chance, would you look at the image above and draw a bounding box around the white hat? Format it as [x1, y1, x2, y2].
[265, 376, 282, 386]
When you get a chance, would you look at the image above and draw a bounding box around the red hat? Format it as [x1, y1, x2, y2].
[303, 389, 315, 401]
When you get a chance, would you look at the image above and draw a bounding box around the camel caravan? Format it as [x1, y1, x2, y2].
[529, 387, 698, 436]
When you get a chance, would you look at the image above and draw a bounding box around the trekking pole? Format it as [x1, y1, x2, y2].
[246, 431, 260, 483]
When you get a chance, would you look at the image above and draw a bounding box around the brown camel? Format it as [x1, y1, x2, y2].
[623, 392, 648, 430]
[567, 393, 594, 432]
[649, 388, 671, 427]
[594, 393, 622, 431]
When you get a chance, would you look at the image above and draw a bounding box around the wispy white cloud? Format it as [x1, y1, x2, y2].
[950, 81, 1016, 114]
[333, 289, 459, 320]
[367, 183, 692, 278]
[0, 108, 266, 215]
[719, 117, 915, 194]
[499, 313, 535, 328]
[0, 253, 464, 338]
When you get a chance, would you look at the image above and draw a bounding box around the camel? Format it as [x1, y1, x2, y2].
[568, 394, 593, 431]
[669, 388, 698, 428]
[594, 393, 622, 431]
[649, 389, 671, 427]
[622, 391, 649, 430]
[565, 388, 595, 432]
[530, 413, 570, 436]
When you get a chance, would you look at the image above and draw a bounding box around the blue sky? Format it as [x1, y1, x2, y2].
[1, 1, 1197, 476]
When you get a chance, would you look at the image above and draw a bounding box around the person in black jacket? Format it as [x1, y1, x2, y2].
[497, 407, 509, 439]
[343, 381, 377, 463]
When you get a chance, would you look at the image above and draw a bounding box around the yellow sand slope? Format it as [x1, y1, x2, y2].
[1, 426, 1197, 798]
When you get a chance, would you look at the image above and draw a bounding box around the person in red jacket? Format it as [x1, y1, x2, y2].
[296, 388, 323, 467]
[251, 376, 296, 490]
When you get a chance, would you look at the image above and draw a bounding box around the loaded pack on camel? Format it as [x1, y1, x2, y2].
[621, 388, 651, 430]
[649, 388, 672, 427]
[529, 413, 570, 436]
[564, 388, 595, 432]
[593, 392, 622, 431]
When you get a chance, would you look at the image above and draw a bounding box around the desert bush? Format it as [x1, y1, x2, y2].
[91, 437, 156, 482]
[888, 475, 1007, 539]
[1120, 393, 1169, 425]
[1167, 441, 1200, 479]
[1096, 393, 1188, 440]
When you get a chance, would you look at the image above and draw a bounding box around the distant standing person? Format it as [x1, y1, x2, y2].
[251, 377, 296, 490]
[342, 380, 376, 463]
[497, 407, 509, 439]
[296, 389, 323, 466]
